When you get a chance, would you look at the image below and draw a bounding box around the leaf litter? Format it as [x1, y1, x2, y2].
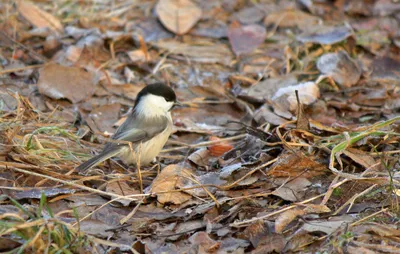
[1, 0, 400, 253]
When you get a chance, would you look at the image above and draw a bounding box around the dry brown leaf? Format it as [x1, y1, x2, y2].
[342, 148, 376, 169]
[302, 204, 331, 214]
[16, 0, 63, 34]
[151, 164, 193, 205]
[264, 9, 320, 29]
[37, 63, 98, 103]
[105, 180, 140, 206]
[268, 151, 327, 178]
[156, 0, 202, 35]
[208, 136, 233, 157]
[275, 208, 306, 233]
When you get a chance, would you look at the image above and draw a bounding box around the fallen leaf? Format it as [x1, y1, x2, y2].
[16, 0, 63, 34]
[272, 82, 320, 111]
[156, 0, 202, 35]
[155, 40, 233, 65]
[297, 25, 353, 45]
[317, 50, 361, 87]
[252, 233, 286, 254]
[79, 219, 113, 238]
[264, 9, 320, 29]
[295, 91, 310, 131]
[105, 180, 140, 206]
[272, 177, 312, 202]
[37, 63, 98, 103]
[85, 103, 121, 134]
[220, 163, 242, 179]
[342, 148, 376, 169]
[189, 232, 219, 252]
[242, 76, 298, 103]
[208, 136, 233, 157]
[151, 164, 193, 205]
[268, 151, 327, 178]
[188, 148, 211, 167]
[275, 208, 306, 233]
[12, 188, 76, 200]
[240, 220, 267, 247]
[301, 215, 355, 235]
[228, 21, 267, 56]
[235, 7, 265, 24]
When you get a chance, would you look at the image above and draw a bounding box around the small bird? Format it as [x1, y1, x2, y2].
[76, 83, 178, 172]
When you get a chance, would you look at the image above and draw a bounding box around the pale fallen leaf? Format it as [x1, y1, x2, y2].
[156, 0, 202, 35]
[37, 63, 98, 103]
[301, 215, 355, 234]
[151, 164, 193, 204]
[235, 7, 265, 24]
[127, 49, 148, 62]
[297, 25, 353, 45]
[275, 208, 306, 233]
[317, 50, 361, 87]
[272, 81, 320, 111]
[228, 21, 266, 56]
[16, 0, 63, 34]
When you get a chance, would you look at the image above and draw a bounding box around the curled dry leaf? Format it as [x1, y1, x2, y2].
[156, 0, 202, 35]
[208, 136, 234, 157]
[16, 0, 63, 34]
[317, 50, 361, 87]
[37, 63, 98, 103]
[228, 21, 267, 56]
[151, 164, 193, 205]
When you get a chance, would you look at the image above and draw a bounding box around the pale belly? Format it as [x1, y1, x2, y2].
[118, 127, 172, 166]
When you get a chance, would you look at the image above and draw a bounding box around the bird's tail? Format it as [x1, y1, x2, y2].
[75, 147, 121, 172]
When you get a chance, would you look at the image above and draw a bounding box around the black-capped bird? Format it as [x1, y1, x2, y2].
[76, 83, 178, 172]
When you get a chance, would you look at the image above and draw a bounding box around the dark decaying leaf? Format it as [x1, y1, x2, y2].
[11, 188, 76, 200]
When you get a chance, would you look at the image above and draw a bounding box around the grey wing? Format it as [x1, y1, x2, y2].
[106, 114, 169, 147]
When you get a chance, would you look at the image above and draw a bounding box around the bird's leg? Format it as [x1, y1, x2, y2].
[153, 157, 161, 174]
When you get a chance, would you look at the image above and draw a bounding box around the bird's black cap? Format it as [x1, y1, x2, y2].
[134, 83, 176, 107]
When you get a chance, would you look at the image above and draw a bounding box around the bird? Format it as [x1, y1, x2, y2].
[76, 83, 178, 172]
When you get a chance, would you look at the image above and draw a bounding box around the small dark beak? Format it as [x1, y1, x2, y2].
[170, 101, 183, 111]
[174, 101, 183, 107]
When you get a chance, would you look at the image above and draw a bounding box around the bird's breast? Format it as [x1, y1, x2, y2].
[119, 123, 172, 166]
